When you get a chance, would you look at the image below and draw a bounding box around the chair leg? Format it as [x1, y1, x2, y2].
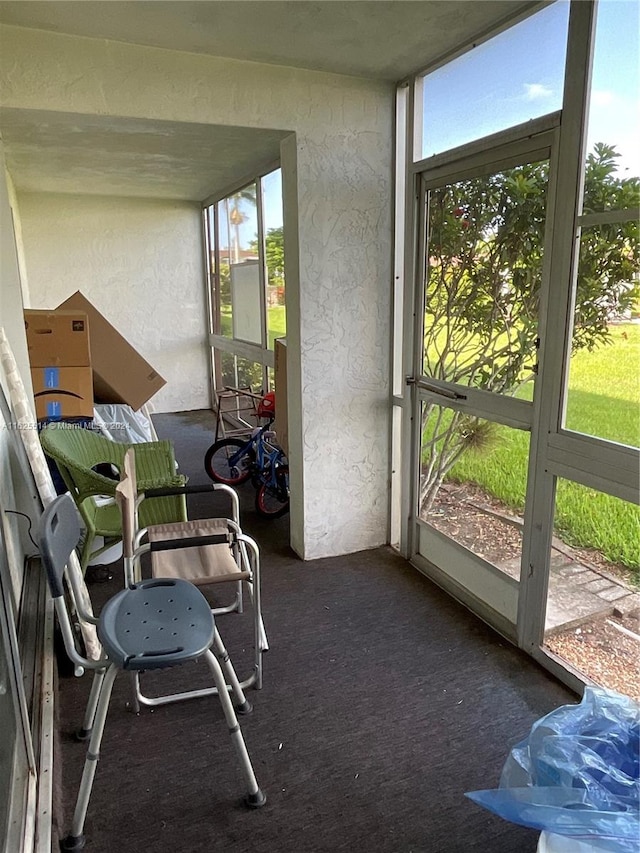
[240, 539, 267, 686]
[128, 672, 141, 715]
[75, 668, 106, 742]
[62, 664, 119, 851]
[79, 530, 95, 576]
[203, 650, 266, 809]
[212, 629, 251, 714]
[246, 582, 265, 690]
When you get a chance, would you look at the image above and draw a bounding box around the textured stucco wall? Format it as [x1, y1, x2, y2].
[17, 193, 208, 414]
[0, 25, 393, 559]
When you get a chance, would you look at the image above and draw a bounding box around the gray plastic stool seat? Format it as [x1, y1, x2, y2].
[98, 578, 214, 671]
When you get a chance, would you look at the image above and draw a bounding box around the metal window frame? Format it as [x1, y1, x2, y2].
[201, 205, 217, 408]
[0, 515, 38, 853]
[395, 0, 639, 691]
[518, 0, 638, 660]
[0, 387, 54, 853]
[390, 84, 410, 551]
[202, 165, 283, 397]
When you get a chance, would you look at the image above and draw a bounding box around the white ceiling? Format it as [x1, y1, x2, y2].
[0, 1, 539, 82]
[0, 0, 540, 201]
[0, 108, 289, 201]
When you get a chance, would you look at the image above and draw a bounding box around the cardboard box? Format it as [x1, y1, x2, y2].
[273, 337, 288, 456]
[57, 291, 166, 410]
[24, 308, 94, 420]
[24, 310, 90, 367]
[31, 366, 94, 420]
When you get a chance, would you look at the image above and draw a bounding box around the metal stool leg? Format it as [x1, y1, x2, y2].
[212, 629, 252, 714]
[203, 650, 266, 808]
[129, 672, 141, 715]
[62, 664, 119, 851]
[75, 668, 106, 742]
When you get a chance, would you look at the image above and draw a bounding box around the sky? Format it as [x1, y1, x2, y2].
[588, 0, 639, 176]
[421, 0, 639, 177]
[225, 0, 639, 249]
[261, 169, 284, 233]
[216, 167, 283, 251]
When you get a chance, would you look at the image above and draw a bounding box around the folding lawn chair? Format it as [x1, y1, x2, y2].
[116, 449, 267, 711]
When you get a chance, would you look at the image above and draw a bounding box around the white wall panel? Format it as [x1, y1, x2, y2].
[18, 193, 208, 414]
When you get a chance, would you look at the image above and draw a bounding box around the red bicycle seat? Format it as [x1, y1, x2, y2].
[257, 392, 276, 418]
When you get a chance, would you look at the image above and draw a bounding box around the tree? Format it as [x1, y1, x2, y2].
[213, 184, 266, 392]
[227, 184, 257, 262]
[213, 185, 259, 323]
[420, 144, 639, 514]
[220, 350, 264, 391]
[249, 226, 285, 287]
[263, 227, 285, 289]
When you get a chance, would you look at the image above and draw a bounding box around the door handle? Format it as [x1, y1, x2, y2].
[406, 376, 467, 401]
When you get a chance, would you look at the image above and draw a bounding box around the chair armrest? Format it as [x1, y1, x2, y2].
[143, 484, 224, 498]
[131, 442, 186, 489]
[137, 474, 187, 492]
[142, 482, 240, 524]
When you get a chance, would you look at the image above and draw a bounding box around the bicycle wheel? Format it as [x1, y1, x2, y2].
[255, 464, 290, 518]
[204, 438, 253, 485]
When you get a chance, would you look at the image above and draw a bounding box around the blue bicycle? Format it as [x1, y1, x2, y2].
[204, 396, 289, 518]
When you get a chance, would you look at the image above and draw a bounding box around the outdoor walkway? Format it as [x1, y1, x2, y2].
[544, 541, 639, 632]
[429, 484, 638, 634]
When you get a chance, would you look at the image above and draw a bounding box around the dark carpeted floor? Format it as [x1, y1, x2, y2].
[55, 410, 575, 853]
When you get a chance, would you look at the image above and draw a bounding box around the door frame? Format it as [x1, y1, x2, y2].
[395, 1, 639, 691]
[404, 118, 560, 643]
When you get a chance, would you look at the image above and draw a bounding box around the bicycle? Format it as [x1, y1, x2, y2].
[204, 392, 290, 519]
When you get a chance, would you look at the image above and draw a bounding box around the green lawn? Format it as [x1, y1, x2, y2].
[564, 324, 640, 446]
[219, 305, 286, 347]
[267, 306, 286, 347]
[443, 324, 640, 575]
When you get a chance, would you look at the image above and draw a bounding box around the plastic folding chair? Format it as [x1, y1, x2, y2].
[116, 449, 267, 711]
[38, 494, 266, 851]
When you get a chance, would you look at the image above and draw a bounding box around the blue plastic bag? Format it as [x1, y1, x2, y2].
[466, 687, 640, 851]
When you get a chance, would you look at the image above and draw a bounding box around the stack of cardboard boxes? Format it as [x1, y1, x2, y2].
[25, 309, 94, 420]
[25, 292, 166, 418]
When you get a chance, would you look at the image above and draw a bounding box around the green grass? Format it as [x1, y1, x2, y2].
[437, 324, 640, 575]
[219, 305, 286, 347]
[564, 325, 640, 446]
[267, 306, 286, 347]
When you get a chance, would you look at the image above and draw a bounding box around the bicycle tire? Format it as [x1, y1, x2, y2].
[204, 438, 253, 485]
[255, 464, 290, 518]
